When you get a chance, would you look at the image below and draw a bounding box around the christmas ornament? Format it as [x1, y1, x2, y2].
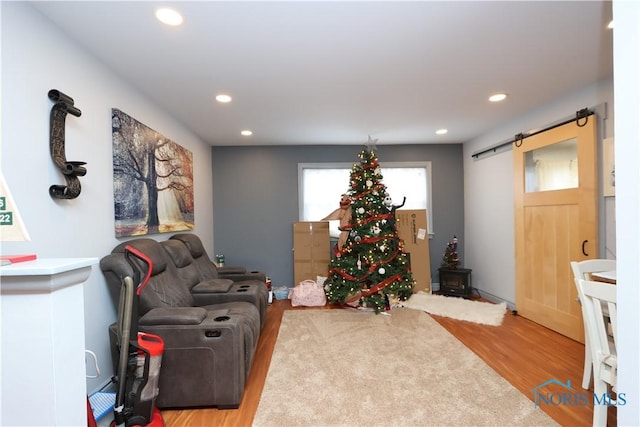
[383, 195, 406, 230]
[322, 193, 352, 255]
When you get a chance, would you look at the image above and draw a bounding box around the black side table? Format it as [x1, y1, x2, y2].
[438, 267, 472, 298]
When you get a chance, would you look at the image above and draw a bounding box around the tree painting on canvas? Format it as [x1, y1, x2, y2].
[111, 108, 194, 237]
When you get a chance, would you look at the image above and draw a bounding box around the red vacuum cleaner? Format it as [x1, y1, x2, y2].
[111, 245, 165, 427]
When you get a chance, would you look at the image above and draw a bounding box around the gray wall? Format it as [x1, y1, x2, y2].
[211, 144, 464, 288]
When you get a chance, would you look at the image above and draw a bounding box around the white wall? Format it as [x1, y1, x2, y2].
[1, 2, 214, 393]
[613, 1, 640, 424]
[463, 80, 614, 306]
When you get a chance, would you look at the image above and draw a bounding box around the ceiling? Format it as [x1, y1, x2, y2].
[29, 1, 613, 146]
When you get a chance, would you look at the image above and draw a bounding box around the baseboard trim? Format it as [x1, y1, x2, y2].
[473, 289, 516, 311]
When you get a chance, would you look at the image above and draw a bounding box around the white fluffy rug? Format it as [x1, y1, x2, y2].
[253, 309, 556, 426]
[401, 291, 507, 326]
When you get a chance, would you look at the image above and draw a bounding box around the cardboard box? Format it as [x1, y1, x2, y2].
[293, 221, 331, 285]
[395, 210, 431, 293]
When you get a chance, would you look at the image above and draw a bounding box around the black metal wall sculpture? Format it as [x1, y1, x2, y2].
[48, 89, 86, 199]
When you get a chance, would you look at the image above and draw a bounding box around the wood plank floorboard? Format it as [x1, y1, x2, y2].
[161, 298, 616, 426]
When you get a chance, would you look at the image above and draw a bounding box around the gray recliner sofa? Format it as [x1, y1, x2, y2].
[160, 239, 268, 328]
[170, 233, 267, 282]
[100, 237, 262, 409]
[168, 233, 269, 325]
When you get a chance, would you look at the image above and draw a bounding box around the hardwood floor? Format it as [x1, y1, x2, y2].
[161, 299, 616, 426]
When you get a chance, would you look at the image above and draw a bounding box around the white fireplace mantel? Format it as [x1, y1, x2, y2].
[1, 257, 98, 427]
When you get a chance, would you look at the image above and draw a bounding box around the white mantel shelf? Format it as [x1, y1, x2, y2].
[1, 257, 98, 427]
[0, 257, 97, 291]
[0, 257, 97, 275]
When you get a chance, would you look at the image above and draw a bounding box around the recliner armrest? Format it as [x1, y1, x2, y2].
[217, 266, 246, 274]
[139, 307, 207, 325]
[192, 279, 234, 293]
[219, 271, 267, 282]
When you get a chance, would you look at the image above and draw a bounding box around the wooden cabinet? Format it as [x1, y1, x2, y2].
[293, 222, 330, 285]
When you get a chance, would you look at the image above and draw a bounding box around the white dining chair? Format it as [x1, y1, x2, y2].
[570, 259, 616, 390]
[577, 278, 617, 427]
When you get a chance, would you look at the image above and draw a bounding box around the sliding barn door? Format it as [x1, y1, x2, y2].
[514, 117, 597, 342]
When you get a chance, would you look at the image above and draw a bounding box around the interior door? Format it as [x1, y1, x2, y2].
[514, 117, 597, 342]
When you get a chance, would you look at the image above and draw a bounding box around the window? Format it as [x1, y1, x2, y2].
[524, 138, 579, 192]
[298, 162, 433, 238]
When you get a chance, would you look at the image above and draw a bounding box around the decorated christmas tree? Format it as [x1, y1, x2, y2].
[324, 148, 415, 312]
[440, 235, 460, 269]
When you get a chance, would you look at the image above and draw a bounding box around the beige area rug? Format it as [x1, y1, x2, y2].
[401, 291, 507, 326]
[253, 308, 557, 427]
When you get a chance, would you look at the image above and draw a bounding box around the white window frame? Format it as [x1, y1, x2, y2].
[298, 161, 433, 237]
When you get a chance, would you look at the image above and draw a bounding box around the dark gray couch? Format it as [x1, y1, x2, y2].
[165, 233, 268, 327]
[100, 236, 268, 409]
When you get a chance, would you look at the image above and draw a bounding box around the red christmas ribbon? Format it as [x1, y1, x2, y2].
[351, 183, 386, 200]
[328, 246, 406, 286]
[344, 272, 406, 304]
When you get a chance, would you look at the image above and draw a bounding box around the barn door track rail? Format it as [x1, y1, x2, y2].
[471, 108, 593, 159]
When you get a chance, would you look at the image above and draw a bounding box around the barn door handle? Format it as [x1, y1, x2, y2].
[582, 240, 589, 256]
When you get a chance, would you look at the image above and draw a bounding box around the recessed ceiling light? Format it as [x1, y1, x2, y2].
[489, 93, 508, 102]
[215, 94, 232, 103]
[155, 8, 183, 26]
[607, 20, 614, 29]
[241, 130, 253, 136]
[436, 129, 448, 135]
